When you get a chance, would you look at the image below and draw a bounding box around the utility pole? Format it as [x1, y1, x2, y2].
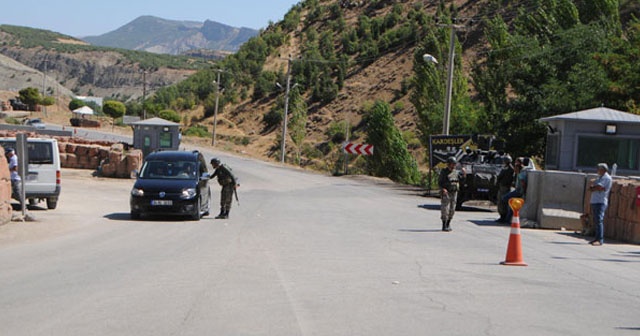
[142, 70, 147, 120]
[42, 58, 48, 117]
[439, 23, 464, 136]
[41, 59, 47, 97]
[280, 57, 293, 164]
[211, 70, 222, 146]
[343, 119, 350, 175]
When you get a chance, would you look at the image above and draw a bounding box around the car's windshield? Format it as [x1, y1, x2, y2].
[139, 160, 197, 179]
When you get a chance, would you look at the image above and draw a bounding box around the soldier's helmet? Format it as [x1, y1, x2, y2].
[503, 155, 512, 163]
[210, 158, 221, 165]
[446, 157, 457, 164]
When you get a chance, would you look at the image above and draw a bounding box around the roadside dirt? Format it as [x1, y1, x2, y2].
[0, 169, 132, 247]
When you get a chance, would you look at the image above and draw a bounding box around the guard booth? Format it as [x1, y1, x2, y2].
[131, 117, 181, 158]
[539, 106, 640, 175]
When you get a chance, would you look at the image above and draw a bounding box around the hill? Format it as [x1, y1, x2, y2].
[0, 53, 74, 98]
[1, 0, 640, 184]
[0, 25, 209, 99]
[148, 0, 640, 178]
[82, 16, 259, 55]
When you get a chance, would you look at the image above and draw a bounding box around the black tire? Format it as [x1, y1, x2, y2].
[28, 198, 37, 206]
[46, 198, 58, 210]
[130, 211, 141, 220]
[191, 198, 201, 221]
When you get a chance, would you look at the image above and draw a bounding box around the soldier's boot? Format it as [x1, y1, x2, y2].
[445, 220, 452, 231]
[442, 220, 447, 231]
[215, 208, 226, 219]
[222, 209, 230, 219]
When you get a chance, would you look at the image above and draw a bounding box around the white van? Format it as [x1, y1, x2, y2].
[0, 137, 61, 209]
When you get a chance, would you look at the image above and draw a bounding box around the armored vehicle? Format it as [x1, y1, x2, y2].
[456, 149, 510, 210]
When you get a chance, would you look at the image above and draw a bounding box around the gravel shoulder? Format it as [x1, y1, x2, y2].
[0, 169, 133, 247]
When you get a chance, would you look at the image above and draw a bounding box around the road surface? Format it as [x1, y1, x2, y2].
[0, 148, 639, 336]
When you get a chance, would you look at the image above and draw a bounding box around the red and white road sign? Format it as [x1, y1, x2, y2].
[343, 142, 374, 155]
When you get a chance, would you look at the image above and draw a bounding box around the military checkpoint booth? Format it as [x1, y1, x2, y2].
[131, 117, 181, 158]
[523, 107, 640, 244]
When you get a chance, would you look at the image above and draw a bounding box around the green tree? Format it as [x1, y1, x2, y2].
[472, 15, 515, 134]
[576, 0, 621, 33]
[363, 101, 420, 185]
[411, 19, 477, 145]
[288, 89, 308, 165]
[68, 98, 86, 111]
[18, 87, 41, 111]
[468, 0, 627, 156]
[40, 96, 55, 106]
[103, 100, 126, 129]
[158, 109, 181, 123]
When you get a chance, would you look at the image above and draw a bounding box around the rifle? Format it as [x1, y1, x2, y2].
[234, 185, 240, 206]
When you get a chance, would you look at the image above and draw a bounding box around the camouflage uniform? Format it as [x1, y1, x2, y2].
[438, 159, 464, 231]
[211, 160, 238, 219]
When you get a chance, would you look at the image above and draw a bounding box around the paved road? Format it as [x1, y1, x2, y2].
[47, 123, 133, 143]
[0, 148, 639, 336]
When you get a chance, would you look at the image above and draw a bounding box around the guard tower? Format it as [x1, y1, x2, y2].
[131, 117, 181, 157]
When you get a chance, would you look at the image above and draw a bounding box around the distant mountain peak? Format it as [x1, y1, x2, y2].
[82, 16, 258, 55]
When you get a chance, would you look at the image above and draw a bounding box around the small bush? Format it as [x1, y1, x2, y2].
[5, 117, 20, 125]
[184, 124, 209, 137]
[262, 108, 282, 130]
[326, 120, 349, 144]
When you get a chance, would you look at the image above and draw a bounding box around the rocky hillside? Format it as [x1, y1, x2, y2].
[203, 0, 487, 167]
[0, 25, 207, 99]
[82, 16, 259, 55]
[0, 53, 74, 98]
[180, 0, 640, 171]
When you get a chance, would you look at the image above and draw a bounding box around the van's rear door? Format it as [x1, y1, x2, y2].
[24, 140, 60, 195]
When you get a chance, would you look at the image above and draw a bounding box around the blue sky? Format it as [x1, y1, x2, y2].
[1, 0, 300, 37]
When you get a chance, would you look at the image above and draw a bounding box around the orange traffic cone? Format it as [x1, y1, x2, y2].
[501, 197, 528, 266]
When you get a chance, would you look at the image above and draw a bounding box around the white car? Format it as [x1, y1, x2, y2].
[24, 118, 46, 130]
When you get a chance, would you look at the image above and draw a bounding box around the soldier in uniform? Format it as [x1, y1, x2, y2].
[495, 155, 514, 223]
[438, 157, 465, 232]
[210, 158, 239, 219]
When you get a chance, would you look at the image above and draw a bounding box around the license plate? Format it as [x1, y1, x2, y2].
[151, 200, 173, 206]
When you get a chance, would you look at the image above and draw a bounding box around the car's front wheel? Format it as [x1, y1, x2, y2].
[191, 198, 201, 221]
[130, 211, 141, 220]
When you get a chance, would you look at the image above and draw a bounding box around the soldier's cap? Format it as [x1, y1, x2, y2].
[503, 155, 512, 163]
[597, 163, 608, 171]
[210, 158, 221, 165]
[446, 157, 457, 164]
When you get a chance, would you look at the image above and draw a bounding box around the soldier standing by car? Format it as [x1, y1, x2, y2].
[438, 157, 466, 232]
[495, 155, 514, 223]
[210, 158, 239, 219]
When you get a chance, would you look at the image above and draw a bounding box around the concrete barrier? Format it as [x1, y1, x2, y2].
[537, 170, 586, 230]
